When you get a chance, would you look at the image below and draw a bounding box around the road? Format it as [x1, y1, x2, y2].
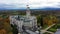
[55, 29, 60, 34]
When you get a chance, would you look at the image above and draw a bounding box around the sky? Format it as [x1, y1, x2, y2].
[0, 0, 60, 9]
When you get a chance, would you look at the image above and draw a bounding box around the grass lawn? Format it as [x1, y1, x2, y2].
[47, 25, 57, 32]
[57, 23, 60, 29]
[42, 25, 48, 29]
[43, 32, 50, 34]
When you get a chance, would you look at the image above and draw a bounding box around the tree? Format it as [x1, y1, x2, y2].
[0, 29, 7, 34]
[0, 15, 13, 34]
[3, 22, 13, 34]
[0, 22, 4, 30]
[8, 32, 13, 34]
[43, 15, 58, 26]
[37, 15, 44, 27]
[11, 24, 18, 34]
[37, 15, 41, 26]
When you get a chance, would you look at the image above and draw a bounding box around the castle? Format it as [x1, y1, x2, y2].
[9, 5, 37, 33]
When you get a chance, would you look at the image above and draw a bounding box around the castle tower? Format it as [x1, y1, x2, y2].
[26, 5, 31, 18]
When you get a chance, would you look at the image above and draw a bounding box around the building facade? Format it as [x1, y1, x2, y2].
[9, 5, 37, 32]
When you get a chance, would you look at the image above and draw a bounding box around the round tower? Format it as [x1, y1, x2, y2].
[26, 5, 31, 18]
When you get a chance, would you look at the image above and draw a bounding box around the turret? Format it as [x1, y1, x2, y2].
[26, 5, 31, 18]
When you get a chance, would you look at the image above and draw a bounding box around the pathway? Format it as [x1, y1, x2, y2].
[41, 24, 56, 34]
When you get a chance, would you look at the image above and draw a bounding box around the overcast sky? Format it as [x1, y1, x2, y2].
[0, 0, 60, 9]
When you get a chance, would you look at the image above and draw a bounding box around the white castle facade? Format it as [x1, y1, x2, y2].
[9, 5, 37, 32]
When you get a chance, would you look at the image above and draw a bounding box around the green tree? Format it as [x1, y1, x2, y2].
[37, 15, 44, 27]
[11, 24, 18, 34]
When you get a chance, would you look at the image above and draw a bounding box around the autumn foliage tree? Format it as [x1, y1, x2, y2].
[43, 15, 58, 26]
[0, 15, 13, 34]
[0, 29, 7, 34]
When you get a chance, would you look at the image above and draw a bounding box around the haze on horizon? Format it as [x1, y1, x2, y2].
[0, 0, 60, 9]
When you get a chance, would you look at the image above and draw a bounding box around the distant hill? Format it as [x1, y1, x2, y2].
[0, 7, 60, 11]
[0, 7, 60, 16]
[39, 8, 60, 10]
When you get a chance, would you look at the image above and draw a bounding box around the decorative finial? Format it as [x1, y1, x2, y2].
[26, 5, 30, 9]
[27, 5, 29, 6]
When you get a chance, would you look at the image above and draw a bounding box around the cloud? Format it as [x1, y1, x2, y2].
[0, 0, 60, 9]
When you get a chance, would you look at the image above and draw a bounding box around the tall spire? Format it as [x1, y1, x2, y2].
[26, 5, 31, 17]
